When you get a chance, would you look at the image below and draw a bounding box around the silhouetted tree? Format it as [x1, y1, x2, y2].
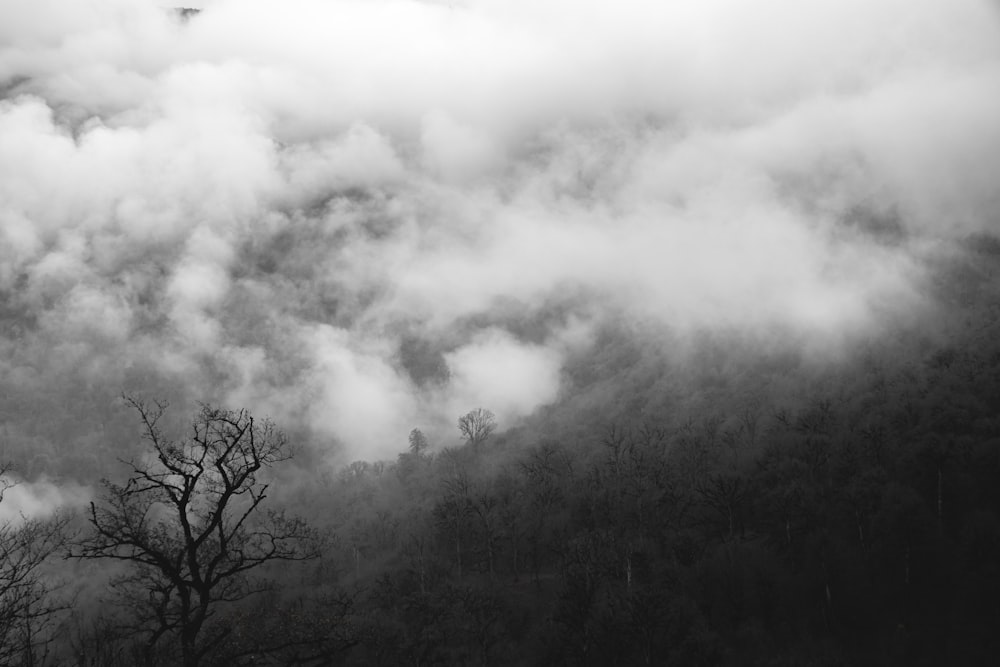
[73, 397, 320, 667]
[458, 409, 497, 447]
[0, 468, 70, 666]
[435, 472, 473, 580]
[408, 428, 430, 457]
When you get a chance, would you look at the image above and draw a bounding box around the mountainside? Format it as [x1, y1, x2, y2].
[1, 1, 999, 664]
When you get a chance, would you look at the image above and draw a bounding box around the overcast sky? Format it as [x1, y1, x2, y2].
[2, 0, 999, 462]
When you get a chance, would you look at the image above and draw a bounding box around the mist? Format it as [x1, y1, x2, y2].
[0, 475, 88, 524]
[1, 0, 999, 462]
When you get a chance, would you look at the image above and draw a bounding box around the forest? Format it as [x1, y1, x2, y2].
[3, 2, 999, 665]
[1, 232, 998, 666]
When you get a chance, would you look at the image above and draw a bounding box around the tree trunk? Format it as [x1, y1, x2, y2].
[419, 551, 426, 595]
[904, 546, 911, 586]
[937, 468, 944, 531]
[486, 533, 495, 579]
[182, 630, 198, 667]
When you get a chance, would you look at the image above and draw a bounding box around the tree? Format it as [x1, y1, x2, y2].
[435, 473, 473, 580]
[73, 397, 320, 667]
[458, 409, 497, 447]
[408, 428, 430, 457]
[0, 469, 70, 666]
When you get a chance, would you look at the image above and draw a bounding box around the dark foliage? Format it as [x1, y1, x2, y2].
[300, 238, 1000, 666]
[10, 235, 1000, 665]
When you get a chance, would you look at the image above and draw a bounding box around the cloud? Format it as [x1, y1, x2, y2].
[0, 476, 90, 524]
[438, 328, 564, 427]
[0, 0, 997, 462]
[421, 111, 504, 183]
[303, 324, 420, 460]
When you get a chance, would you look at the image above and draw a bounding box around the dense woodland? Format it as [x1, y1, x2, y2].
[2, 233, 1000, 665]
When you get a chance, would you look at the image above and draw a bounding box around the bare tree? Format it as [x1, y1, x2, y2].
[457, 409, 497, 447]
[72, 397, 320, 667]
[0, 469, 71, 666]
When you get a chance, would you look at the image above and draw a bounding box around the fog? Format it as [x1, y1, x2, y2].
[1, 0, 998, 462]
[0, 474, 88, 523]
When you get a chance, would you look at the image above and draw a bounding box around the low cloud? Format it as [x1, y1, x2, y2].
[0, 0, 998, 461]
[438, 328, 564, 427]
[0, 476, 90, 524]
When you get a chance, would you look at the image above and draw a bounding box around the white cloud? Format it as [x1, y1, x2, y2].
[0, 0, 997, 461]
[421, 111, 504, 183]
[303, 324, 420, 460]
[438, 328, 563, 425]
[0, 476, 90, 524]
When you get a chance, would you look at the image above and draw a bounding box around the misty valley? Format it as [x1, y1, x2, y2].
[0, 237, 998, 665]
[3, 1, 1000, 665]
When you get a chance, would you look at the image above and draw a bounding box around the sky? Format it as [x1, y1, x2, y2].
[1, 0, 999, 465]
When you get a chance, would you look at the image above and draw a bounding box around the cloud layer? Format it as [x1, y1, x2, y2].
[1, 0, 999, 461]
